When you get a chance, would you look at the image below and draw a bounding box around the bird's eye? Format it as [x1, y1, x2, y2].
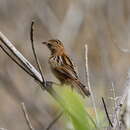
[47, 43, 52, 48]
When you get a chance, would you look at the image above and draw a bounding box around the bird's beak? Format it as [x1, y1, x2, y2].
[42, 41, 48, 45]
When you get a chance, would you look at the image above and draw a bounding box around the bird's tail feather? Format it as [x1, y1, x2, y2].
[72, 80, 90, 97]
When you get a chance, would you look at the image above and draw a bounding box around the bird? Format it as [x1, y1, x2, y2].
[42, 39, 90, 97]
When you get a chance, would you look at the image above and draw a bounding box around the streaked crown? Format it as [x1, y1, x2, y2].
[48, 39, 63, 46]
[42, 39, 64, 54]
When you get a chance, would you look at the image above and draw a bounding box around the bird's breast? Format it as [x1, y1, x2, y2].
[49, 56, 63, 68]
[49, 56, 67, 82]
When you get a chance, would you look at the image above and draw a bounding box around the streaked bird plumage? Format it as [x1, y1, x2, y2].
[42, 39, 90, 97]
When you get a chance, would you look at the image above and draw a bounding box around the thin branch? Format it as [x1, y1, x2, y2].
[46, 111, 64, 130]
[102, 97, 113, 127]
[0, 31, 43, 82]
[30, 21, 46, 85]
[21, 102, 35, 130]
[85, 44, 99, 125]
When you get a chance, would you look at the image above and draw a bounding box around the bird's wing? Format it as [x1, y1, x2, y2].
[54, 65, 78, 80]
[49, 55, 79, 79]
[61, 55, 79, 78]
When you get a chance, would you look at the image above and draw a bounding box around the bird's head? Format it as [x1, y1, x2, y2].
[42, 39, 64, 54]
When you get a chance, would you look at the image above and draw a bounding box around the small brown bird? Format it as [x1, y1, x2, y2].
[42, 39, 90, 97]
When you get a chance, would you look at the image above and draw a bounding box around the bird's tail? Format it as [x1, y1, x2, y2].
[72, 80, 90, 97]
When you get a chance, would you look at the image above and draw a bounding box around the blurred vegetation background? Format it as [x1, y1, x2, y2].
[0, 0, 130, 129]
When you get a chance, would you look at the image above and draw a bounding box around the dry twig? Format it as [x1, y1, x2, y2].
[30, 21, 45, 85]
[21, 102, 35, 130]
[85, 44, 99, 125]
[102, 97, 113, 127]
[46, 111, 64, 130]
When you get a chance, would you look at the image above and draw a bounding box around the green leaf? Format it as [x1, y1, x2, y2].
[54, 84, 97, 130]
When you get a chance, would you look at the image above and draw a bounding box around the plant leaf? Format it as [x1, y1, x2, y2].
[54, 84, 97, 130]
